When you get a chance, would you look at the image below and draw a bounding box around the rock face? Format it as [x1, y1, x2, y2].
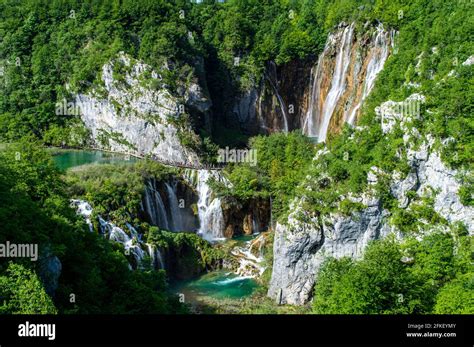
[76, 53, 210, 165]
[229, 59, 314, 135]
[221, 197, 271, 238]
[378, 94, 474, 233]
[402, 142, 474, 233]
[229, 23, 394, 138]
[268, 94, 473, 306]
[38, 254, 62, 297]
[268, 196, 390, 305]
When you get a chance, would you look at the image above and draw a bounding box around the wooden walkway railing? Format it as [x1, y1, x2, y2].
[148, 155, 225, 170]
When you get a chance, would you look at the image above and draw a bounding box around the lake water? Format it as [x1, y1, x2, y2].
[173, 270, 259, 301]
[51, 149, 137, 171]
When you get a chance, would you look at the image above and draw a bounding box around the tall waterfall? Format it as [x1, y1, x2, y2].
[317, 23, 354, 142]
[303, 23, 393, 142]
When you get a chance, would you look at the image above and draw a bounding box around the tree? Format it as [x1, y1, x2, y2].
[0, 263, 57, 314]
[434, 273, 474, 314]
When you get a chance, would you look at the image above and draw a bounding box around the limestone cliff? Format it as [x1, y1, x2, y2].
[76, 53, 211, 165]
[268, 94, 474, 305]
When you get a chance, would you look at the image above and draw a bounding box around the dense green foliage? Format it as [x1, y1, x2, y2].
[213, 131, 315, 220]
[0, 141, 184, 314]
[313, 232, 473, 314]
[65, 160, 177, 226]
[0, 262, 57, 314]
[148, 228, 224, 275]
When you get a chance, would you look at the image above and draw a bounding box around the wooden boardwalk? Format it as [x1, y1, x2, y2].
[148, 155, 225, 171]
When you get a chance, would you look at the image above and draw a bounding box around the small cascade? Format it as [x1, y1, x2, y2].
[71, 199, 94, 232]
[303, 23, 393, 142]
[106, 223, 146, 268]
[228, 234, 267, 278]
[164, 181, 183, 232]
[196, 170, 226, 242]
[72, 199, 157, 270]
[147, 243, 165, 270]
[126, 223, 141, 241]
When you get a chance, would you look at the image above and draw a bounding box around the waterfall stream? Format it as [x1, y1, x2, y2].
[266, 62, 289, 133]
[144, 181, 170, 230]
[346, 24, 391, 124]
[303, 23, 393, 142]
[195, 170, 226, 242]
[72, 199, 164, 270]
[165, 181, 183, 232]
[316, 23, 354, 142]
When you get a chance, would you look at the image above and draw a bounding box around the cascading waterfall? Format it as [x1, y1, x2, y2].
[195, 170, 226, 242]
[71, 199, 94, 232]
[72, 199, 163, 270]
[229, 234, 266, 278]
[147, 244, 165, 270]
[303, 23, 393, 142]
[144, 180, 170, 230]
[345, 24, 391, 124]
[164, 181, 183, 232]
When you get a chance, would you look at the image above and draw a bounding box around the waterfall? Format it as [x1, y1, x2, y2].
[72, 199, 157, 269]
[71, 199, 94, 232]
[346, 24, 391, 124]
[317, 23, 354, 142]
[266, 62, 289, 132]
[164, 181, 183, 232]
[229, 234, 266, 278]
[303, 23, 392, 141]
[144, 180, 170, 230]
[196, 170, 226, 242]
[252, 215, 260, 235]
[106, 223, 146, 268]
[147, 243, 165, 270]
[143, 183, 158, 226]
